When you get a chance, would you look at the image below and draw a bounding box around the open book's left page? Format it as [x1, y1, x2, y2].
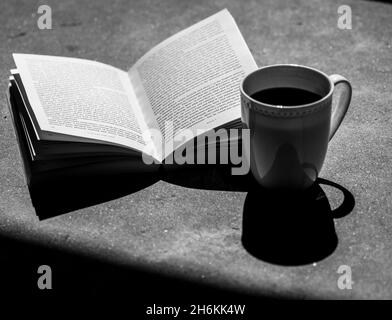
[13, 54, 150, 153]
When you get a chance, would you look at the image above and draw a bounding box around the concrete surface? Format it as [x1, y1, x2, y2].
[0, 0, 391, 301]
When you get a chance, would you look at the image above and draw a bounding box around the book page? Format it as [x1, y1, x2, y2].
[128, 9, 257, 160]
[13, 54, 149, 152]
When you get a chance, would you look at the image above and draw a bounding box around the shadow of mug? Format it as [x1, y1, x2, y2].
[241, 178, 355, 266]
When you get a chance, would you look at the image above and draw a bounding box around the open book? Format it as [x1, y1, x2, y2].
[7, 9, 257, 188]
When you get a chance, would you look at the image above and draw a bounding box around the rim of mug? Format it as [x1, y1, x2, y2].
[240, 64, 334, 109]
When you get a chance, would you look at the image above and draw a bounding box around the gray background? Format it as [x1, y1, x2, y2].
[0, 0, 391, 299]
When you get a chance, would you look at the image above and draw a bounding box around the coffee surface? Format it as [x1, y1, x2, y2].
[250, 87, 322, 106]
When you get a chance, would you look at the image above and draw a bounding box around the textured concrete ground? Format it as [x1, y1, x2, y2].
[0, 0, 391, 301]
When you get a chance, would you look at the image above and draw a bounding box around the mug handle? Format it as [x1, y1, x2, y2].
[328, 74, 352, 141]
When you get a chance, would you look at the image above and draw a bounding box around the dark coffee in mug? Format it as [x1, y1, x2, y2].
[250, 87, 323, 106]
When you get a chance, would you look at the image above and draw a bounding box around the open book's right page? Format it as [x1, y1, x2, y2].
[128, 9, 257, 161]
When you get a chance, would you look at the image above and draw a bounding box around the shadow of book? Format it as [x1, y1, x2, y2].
[33, 161, 250, 219]
[241, 178, 355, 266]
[162, 162, 259, 192]
[30, 159, 161, 219]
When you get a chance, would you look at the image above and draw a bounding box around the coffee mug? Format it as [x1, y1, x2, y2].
[240, 64, 352, 191]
